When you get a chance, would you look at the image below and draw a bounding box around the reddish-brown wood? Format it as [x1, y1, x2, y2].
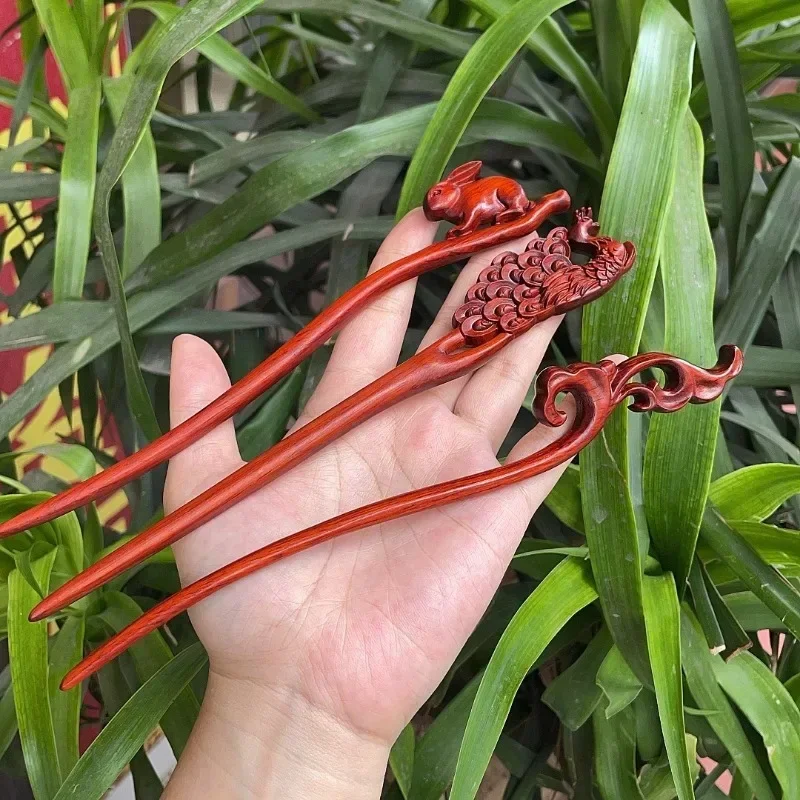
[423, 161, 534, 237]
[0, 169, 570, 540]
[59, 345, 743, 691]
[30, 207, 634, 623]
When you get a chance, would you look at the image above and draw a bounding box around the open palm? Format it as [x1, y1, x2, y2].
[163, 209, 571, 746]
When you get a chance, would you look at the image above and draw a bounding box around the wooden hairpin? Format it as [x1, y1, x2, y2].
[0, 161, 742, 689]
[59, 345, 742, 690]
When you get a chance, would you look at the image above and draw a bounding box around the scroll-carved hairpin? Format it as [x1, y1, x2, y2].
[58, 345, 742, 690]
[0, 161, 742, 689]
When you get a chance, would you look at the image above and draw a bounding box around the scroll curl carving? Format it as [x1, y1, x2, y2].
[454, 208, 636, 345]
[534, 345, 743, 429]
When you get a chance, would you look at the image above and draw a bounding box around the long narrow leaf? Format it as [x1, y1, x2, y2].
[53, 642, 207, 800]
[468, 0, 616, 152]
[580, 0, 695, 680]
[450, 558, 597, 800]
[132, 100, 594, 291]
[48, 615, 84, 776]
[7, 548, 61, 800]
[643, 114, 718, 591]
[715, 158, 800, 350]
[52, 77, 100, 301]
[642, 573, 693, 800]
[30, 0, 91, 89]
[711, 649, 800, 797]
[709, 464, 800, 522]
[687, 0, 753, 271]
[593, 702, 643, 799]
[681, 607, 775, 800]
[397, 0, 572, 215]
[0, 219, 390, 439]
[103, 76, 161, 277]
[99, 592, 200, 757]
[136, 0, 319, 122]
[700, 505, 800, 639]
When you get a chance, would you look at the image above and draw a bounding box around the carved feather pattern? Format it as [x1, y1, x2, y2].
[453, 209, 636, 345]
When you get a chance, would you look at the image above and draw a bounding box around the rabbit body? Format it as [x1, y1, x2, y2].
[423, 161, 531, 238]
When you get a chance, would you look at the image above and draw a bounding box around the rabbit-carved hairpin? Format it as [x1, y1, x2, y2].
[0, 163, 743, 688]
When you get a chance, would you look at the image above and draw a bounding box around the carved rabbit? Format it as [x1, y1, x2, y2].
[423, 160, 532, 238]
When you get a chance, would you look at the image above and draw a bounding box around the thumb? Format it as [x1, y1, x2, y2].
[164, 334, 243, 512]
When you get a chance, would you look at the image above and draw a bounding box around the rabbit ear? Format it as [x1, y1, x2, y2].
[444, 160, 482, 186]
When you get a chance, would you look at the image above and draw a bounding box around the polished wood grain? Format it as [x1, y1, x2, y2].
[59, 346, 743, 690]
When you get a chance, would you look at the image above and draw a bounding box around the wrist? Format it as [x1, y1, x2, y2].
[164, 669, 390, 800]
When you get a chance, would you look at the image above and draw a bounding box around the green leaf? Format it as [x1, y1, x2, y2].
[97, 592, 200, 757]
[103, 76, 161, 277]
[711, 650, 800, 797]
[700, 505, 800, 639]
[0, 673, 17, 762]
[580, 0, 695, 681]
[542, 626, 611, 730]
[450, 558, 597, 799]
[0, 443, 97, 482]
[543, 464, 584, 532]
[410, 674, 482, 800]
[397, 0, 573, 215]
[687, 557, 725, 653]
[357, 0, 436, 122]
[728, 0, 800, 36]
[0, 77, 67, 136]
[48, 616, 85, 776]
[262, 0, 473, 55]
[596, 644, 643, 717]
[687, 0, 753, 270]
[593, 701, 644, 799]
[715, 158, 800, 351]
[726, 520, 800, 573]
[136, 0, 319, 122]
[710, 464, 800, 522]
[52, 77, 100, 301]
[237, 364, 308, 460]
[681, 607, 776, 800]
[0, 301, 112, 349]
[53, 642, 207, 800]
[639, 736, 700, 800]
[0, 170, 59, 201]
[30, 0, 91, 90]
[643, 113, 718, 591]
[93, 0, 263, 441]
[467, 0, 617, 153]
[8, 548, 61, 799]
[642, 573, 693, 800]
[389, 723, 415, 799]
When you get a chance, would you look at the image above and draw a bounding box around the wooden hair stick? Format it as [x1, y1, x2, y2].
[59, 345, 743, 690]
[0, 165, 570, 540]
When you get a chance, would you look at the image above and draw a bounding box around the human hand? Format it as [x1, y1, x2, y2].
[162, 210, 572, 799]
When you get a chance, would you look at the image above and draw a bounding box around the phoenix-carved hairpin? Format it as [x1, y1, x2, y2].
[0, 162, 742, 688]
